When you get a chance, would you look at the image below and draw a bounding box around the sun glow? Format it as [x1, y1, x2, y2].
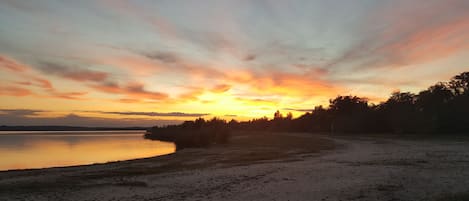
[0, 0, 467, 126]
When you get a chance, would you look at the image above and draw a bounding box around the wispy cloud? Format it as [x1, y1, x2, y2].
[100, 54, 162, 76]
[50, 91, 88, 100]
[1, 0, 467, 125]
[228, 70, 339, 98]
[235, 97, 279, 106]
[15, 78, 53, 90]
[38, 61, 108, 82]
[0, 86, 33, 97]
[0, 109, 44, 116]
[101, 0, 180, 42]
[0, 109, 181, 127]
[125, 82, 169, 100]
[327, 0, 469, 70]
[283, 108, 315, 112]
[92, 111, 209, 117]
[211, 84, 231, 93]
[140, 51, 180, 64]
[244, 54, 256, 61]
[90, 81, 168, 101]
[0, 55, 28, 72]
[0, 55, 88, 100]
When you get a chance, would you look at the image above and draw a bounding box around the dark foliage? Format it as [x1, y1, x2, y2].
[145, 118, 231, 149]
[146, 72, 469, 147]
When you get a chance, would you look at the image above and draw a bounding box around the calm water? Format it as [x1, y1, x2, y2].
[0, 130, 176, 171]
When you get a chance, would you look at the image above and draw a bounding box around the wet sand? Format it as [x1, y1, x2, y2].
[1, 132, 469, 201]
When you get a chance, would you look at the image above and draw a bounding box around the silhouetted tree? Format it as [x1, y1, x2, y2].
[274, 110, 283, 120]
[449, 72, 469, 96]
[383, 91, 417, 133]
[415, 83, 453, 133]
[329, 96, 370, 133]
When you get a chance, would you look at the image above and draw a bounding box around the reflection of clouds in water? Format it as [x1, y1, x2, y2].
[0, 131, 175, 170]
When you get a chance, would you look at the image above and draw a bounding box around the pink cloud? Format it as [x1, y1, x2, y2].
[49, 91, 88, 100]
[328, 0, 469, 69]
[0, 55, 28, 72]
[0, 54, 89, 100]
[0, 86, 33, 97]
[211, 84, 231, 93]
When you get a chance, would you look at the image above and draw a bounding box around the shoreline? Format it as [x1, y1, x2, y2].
[0, 152, 177, 173]
[2, 132, 469, 201]
[0, 132, 334, 173]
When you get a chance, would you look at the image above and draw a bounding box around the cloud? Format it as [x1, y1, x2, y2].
[102, 0, 179, 40]
[177, 87, 205, 101]
[0, 109, 181, 127]
[91, 81, 121, 93]
[229, 70, 340, 98]
[0, 109, 43, 116]
[0, 86, 34, 97]
[100, 55, 163, 76]
[92, 111, 209, 117]
[50, 91, 88, 100]
[38, 62, 108, 82]
[0, 55, 54, 90]
[67, 46, 339, 105]
[0, 55, 28, 72]
[16, 78, 54, 90]
[181, 29, 241, 58]
[224, 114, 238, 117]
[124, 82, 168, 100]
[99, 47, 181, 75]
[107, 52, 341, 104]
[0, 1, 48, 14]
[32, 78, 54, 89]
[235, 97, 278, 106]
[117, 98, 141, 103]
[102, 0, 245, 59]
[0, 55, 90, 100]
[211, 84, 231, 93]
[327, 0, 469, 70]
[141, 51, 180, 63]
[244, 54, 256, 61]
[90, 81, 168, 101]
[283, 108, 314, 112]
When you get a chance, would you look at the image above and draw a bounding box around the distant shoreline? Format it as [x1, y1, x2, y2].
[0, 125, 149, 131]
[0, 130, 148, 136]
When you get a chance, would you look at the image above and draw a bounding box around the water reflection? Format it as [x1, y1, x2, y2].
[0, 131, 176, 171]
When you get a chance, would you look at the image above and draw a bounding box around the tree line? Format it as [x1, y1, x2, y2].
[146, 72, 469, 148]
[233, 71, 469, 134]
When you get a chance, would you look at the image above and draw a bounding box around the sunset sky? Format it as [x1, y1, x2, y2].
[0, 0, 468, 127]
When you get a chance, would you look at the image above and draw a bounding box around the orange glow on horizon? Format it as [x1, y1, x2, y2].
[0, 0, 467, 126]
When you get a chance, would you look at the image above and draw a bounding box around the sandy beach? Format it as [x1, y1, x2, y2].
[1, 132, 469, 201]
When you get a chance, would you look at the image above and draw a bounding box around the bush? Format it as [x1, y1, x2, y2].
[144, 118, 232, 149]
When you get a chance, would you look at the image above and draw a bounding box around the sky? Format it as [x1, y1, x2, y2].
[0, 0, 468, 127]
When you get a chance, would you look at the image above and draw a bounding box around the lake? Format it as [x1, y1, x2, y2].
[0, 130, 176, 171]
